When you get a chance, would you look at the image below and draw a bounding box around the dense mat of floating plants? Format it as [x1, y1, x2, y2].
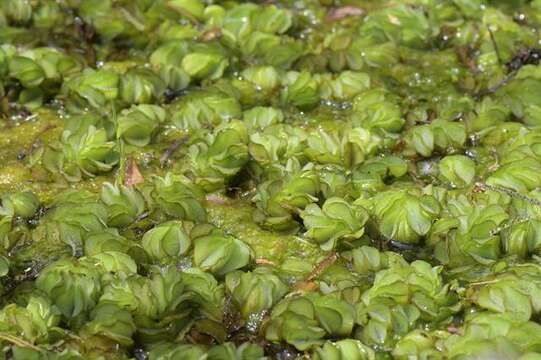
[3, 0, 541, 359]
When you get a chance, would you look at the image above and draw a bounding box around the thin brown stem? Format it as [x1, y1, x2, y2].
[476, 71, 517, 98]
[160, 137, 188, 167]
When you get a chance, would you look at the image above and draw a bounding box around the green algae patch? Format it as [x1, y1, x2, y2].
[206, 198, 322, 265]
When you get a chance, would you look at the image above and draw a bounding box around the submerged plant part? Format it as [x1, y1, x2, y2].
[3, 0, 541, 359]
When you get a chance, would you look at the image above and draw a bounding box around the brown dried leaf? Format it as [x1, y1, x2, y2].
[326, 6, 365, 22]
[125, 158, 144, 187]
[200, 27, 222, 42]
[206, 194, 228, 205]
[255, 258, 276, 266]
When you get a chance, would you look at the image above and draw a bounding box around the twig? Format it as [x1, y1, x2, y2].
[489, 215, 533, 236]
[35, 124, 56, 139]
[456, 46, 479, 74]
[160, 137, 188, 167]
[475, 182, 541, 209]
[30, 123, 56, 148]
[306, 252, 339, 282]
[18, 123, 58, 160]
[487, 25, 502, 66]
[292, 252, 339, 291]
[475, 71, 517, 98]
[165, 3, 199, 25]
[119, 8, 145, 31]
[388, 240, 419, 251]
[469, 279, 501, 287]
[255, 258, 276, 266]
[0, 333, 42, 352]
